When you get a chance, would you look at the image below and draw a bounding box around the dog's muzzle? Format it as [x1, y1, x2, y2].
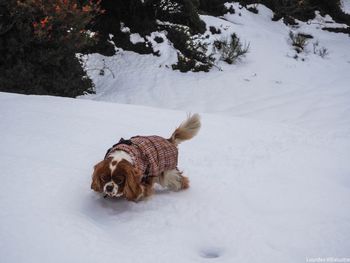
[103, 182, 123, 198]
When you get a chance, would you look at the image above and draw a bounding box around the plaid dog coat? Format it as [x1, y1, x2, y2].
[105, 136, 178, 178]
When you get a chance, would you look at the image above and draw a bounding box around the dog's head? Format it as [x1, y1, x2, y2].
[91, 158, 144, 201]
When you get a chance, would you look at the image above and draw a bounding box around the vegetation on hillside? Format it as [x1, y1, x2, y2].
[0, 0, 101, 97]
[0, 0, 348, 97]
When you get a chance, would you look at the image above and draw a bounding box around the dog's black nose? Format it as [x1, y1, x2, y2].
[106, 185, 113, 192]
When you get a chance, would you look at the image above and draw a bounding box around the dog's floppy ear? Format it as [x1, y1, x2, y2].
[91, 161, 106, 193]
[117, 160, 143, 201]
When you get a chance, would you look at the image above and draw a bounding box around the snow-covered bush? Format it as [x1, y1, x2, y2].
[166, 25, 214, 72]
[255, 0, 350, 26]
[312, 41, 329, 58]
[153, 0, 206, 34]
[214, 33, 250, 64]
[289, 31, 309, 53]
[198, 0, 228, 16]
[247, 3, 259, 14]
[92, 0, 206, 57]
[209, 26, 221, 34]
[172, 53, 211, 72]
[82, 0, 251, 73]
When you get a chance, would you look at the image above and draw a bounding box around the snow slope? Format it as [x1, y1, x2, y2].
[82, 4, 350, 141]
[1, 92, 350, 263]
[342, 0, 350, 14]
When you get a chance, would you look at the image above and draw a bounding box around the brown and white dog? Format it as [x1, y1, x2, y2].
[91, 114, 201, 202]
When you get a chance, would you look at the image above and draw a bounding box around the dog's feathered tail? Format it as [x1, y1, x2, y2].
[169, 113, 201, 145]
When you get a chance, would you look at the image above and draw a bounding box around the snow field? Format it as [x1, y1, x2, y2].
[1, 93, 349, 262]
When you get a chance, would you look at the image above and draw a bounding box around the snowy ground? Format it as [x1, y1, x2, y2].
[342, 0, 350, 14]
[1, 3, 350, 263]
[1, 93, 349, 263]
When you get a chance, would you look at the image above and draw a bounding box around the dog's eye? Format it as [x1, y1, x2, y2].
[113, 175, 125, 185]
[101, 174, 110, 182]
